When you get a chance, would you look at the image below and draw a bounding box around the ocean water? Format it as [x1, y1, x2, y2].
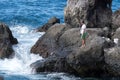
[112, 0, 120, 11]
[0, 0, 120, 80]
[0, 0, 66, 27]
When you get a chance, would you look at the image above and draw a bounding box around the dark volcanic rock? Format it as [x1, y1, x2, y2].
[31, 23, 70, 58]
[111, 9, 120, 44]
[32, 27, 102, 57]
[86, 28, 109, 37]
[112, 9, 120, 45]
[37, 17, 60, 32]
[57, 28, 82, 57]
[32, 25, 110, 57]
[112, 9, 120, 30]
[64, 0, 112, 28]
[31, 25, 114, 77]
[104, 47, 120, 76]
[30, 0, 120, 77]
[0, 23, 18, 59]
[31, 35, 108, 77]
[31, 57, 77, 74]
[66, 36, 106, 77]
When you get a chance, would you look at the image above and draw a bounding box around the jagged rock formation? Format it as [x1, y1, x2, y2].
[37, 17, 60, 32]
[30, 0, 120, 77]
[112, 9, 120, 46]
[31, 23, 70, 58]
[104, 47, 120, 76]
[31, 24, 115, 77]
[112, 9, 120, 30]
[0, 23, 18, 59]
[64, 0, 112, 28]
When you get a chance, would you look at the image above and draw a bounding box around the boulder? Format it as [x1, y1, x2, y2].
[32, 27, 101, 58]
[0, 23, 18, 59]
[57, 28, 105, 57]
[104, 47, 120, 76]
[37, 17, 60, 32]
[31, 24, 116, 77]
[64, 0, 112, 28]
[112, 9, 120, 30]
[112, 10, 120, 45]
[86, 28, 109, 37]
[31, 35, 109, 77]
[59, 27, 113, 51]
[66, 36, 106, 77]
[31, 25, 112, 57]
[31, 23, 70, 58]
[31, 56, 77, 74]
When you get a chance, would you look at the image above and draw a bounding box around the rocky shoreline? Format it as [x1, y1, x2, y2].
[30, 0, 120, 77]
[0, 0, 120, 78]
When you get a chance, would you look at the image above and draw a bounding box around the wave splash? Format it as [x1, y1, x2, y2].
[0, 25, 44, 74]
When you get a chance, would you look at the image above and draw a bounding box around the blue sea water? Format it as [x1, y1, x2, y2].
[0, 0, 66, 28]
[0, 0, 120, 80]
[112, 0, 120, 11]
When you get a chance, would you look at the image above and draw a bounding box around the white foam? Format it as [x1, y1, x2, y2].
[0, 25, 45, 74]
[114, 38, 119, 45]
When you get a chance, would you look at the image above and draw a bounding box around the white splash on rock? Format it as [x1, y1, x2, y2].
[0, 25, 45, 74]
[114, 38, 119, 45]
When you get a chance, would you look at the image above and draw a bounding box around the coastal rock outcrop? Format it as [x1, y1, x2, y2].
[31, 57, 77, 74]
[31, 23, 70, 58]
[112, 9, 120, 30]
[66, 36, 106, 77]
[37, 17, 60, 32]
[111, 9, 120, 46]
[64, 0, 112, 28]
[31, 25, 113, 57]
[31, 24, 114, 77]
[0, 23, 18, 59]
[104, 47, 120, 76]
[30, 0, 120, 77]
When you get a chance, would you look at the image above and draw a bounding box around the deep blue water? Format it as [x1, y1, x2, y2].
[112, 0, 120, 11]
[0, 0, 66, 28]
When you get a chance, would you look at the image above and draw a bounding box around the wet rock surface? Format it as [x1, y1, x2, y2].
[0, 23, 18, 59]
[64, 0, 112, 28]
[112, 9, 120, 30]
[37, 17, 60, 32]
